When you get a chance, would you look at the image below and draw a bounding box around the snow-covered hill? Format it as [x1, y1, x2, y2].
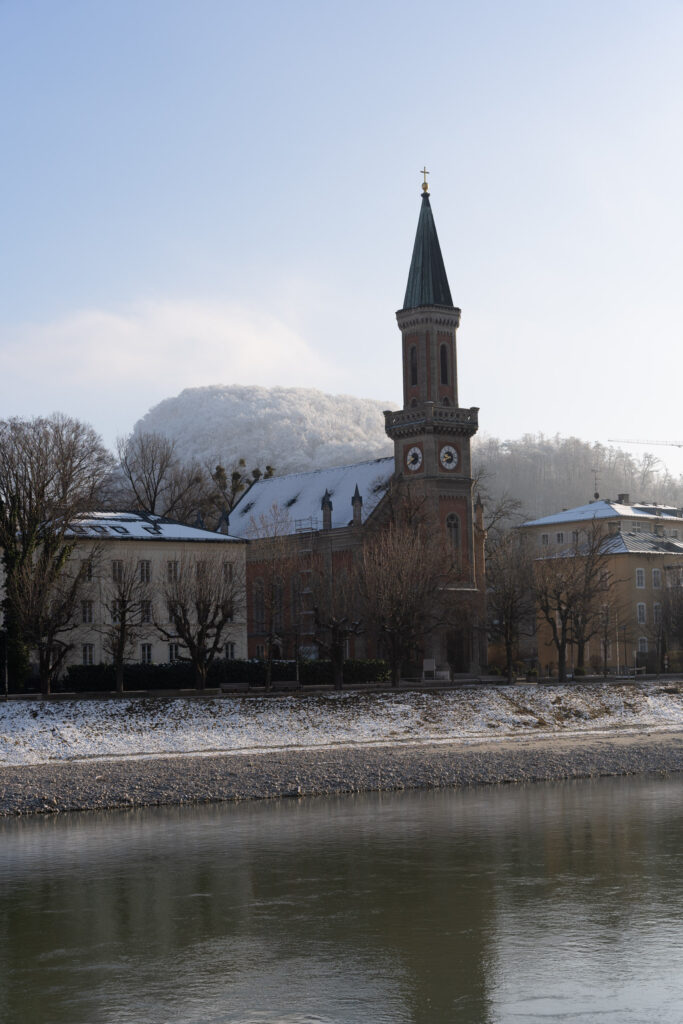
[134, 385, 395, 475]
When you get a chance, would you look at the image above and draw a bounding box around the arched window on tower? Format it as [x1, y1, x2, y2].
[440, 344, 449, 385]
[446, 513, 460, 563]
[410, 346, 418, 387]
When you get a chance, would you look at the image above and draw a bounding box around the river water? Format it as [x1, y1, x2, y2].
[1, 774, 683, 1024]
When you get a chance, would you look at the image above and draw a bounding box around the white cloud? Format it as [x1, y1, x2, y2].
[0, 300, 342, 446]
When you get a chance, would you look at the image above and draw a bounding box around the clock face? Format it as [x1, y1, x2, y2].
[406, 445, 423, 472]
[439, 444, 459, 470]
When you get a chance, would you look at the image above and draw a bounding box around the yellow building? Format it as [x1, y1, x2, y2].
[522, 495, 683, 675]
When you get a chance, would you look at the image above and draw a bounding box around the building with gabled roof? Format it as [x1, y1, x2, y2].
[0, 511, 247, 678]
[230, 181, 487, 674]
[522, 496, 683, 674]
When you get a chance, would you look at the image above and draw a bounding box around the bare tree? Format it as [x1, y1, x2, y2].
[99, 556, 153, 693]
[8, 552, 87, 694]
[117, 432, 208, 523]
[207, 459, 275, 518]
[307, 550, 362, 691]
[534, 522, 614, 682]
[156, 551, 245, 689]
[357, 520, 450, 687]
[247, 505, 297, 690]
[486, 529, 535, 683]
[0, 414, 114, 686]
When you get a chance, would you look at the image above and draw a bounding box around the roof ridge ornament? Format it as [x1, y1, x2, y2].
[421, 166, 429, 193]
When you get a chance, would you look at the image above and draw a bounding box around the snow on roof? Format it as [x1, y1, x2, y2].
[523, 499, 683, 528]
[67, 512, 243, 543]
[228, 457, 396, 537]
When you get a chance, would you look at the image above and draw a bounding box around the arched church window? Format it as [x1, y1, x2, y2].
[440, 344, 449, 385]
[446, 513, 460, 555]
[410, 346, 418, 387]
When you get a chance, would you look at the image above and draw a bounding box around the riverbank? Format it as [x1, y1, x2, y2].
[3, 682, 683, 815]
[3, 681, 683, 767]
[2, 730, 683, 815]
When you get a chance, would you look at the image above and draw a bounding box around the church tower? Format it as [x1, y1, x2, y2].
[384, 175, 480, 588]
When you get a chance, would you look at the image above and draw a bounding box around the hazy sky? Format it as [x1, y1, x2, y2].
[2, 1, 683, 474]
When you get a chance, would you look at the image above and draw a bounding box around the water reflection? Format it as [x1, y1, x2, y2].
[1, 776, 683, 1023]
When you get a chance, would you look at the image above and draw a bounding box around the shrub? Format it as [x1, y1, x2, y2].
[573, 666, 586, 677]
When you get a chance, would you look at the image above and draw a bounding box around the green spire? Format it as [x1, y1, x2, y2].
[402, 191, 453, 310]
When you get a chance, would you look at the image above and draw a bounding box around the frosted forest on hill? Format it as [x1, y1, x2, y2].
[133, 384, 683, 522]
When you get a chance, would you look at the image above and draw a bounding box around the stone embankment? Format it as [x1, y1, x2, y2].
[2, 731, 683, 817]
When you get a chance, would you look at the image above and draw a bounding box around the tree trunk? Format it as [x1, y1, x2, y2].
[116, 661, 124, 694]
[195, 660, 207, 690]
[331, 643, 344, 691]
[576, 641, 586, 669]
[505, 637, 514, 684]
[557, 643, 567, 683]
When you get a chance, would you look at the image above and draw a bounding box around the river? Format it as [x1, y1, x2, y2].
[1, 774, 682, 1023]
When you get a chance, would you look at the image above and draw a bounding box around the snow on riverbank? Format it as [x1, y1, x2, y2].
[1, 683, 683, 767]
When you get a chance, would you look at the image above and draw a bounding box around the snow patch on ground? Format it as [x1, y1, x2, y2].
[2, 684, 683, 767]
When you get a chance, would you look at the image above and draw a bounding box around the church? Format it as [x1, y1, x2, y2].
[228, 179, 487, 677]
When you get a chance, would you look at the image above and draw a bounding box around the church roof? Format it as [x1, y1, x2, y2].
[228, 457, 395, 537]
[402, 191, 453, 310]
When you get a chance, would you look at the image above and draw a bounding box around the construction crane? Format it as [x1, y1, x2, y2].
[608, 439, 683, 449]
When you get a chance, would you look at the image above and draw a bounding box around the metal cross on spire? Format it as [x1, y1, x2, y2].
[421, 166, 429, 192]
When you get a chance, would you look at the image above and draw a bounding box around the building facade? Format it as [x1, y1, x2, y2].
[522, 496, 683, 673]
[1, 511, 247, 676]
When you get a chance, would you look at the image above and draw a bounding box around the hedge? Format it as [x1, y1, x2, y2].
[59, 657, 391, 693]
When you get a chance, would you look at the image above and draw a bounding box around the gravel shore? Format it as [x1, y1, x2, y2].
[2, 730, 683, 816]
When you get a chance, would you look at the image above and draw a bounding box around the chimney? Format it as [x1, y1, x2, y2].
[351, 484, 363, 527]
[321, 489, 333, 531]
[617, 493, 630, 505]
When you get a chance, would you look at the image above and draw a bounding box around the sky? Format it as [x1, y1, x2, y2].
[2, 0, 683, 474]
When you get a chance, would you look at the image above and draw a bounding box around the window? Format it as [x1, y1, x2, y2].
[82, 643, 94, 666]
[81, 600, 93, 624]
[112, 559, 123, 583]
[572, 531, 579, 544]
[638, 637, 648, 654]
[256, 644, 265, 658]
[654, 602, 662, 626]
[168, 642, 180, 663]
[541, 533, 549, 547]
[636, 568, 645, 588]
[446, 513, 460, 555]
[409, 345, 418, 387]
[112, 599, 123, 624]
[225, 642, 236, 660]
[167, 601, 176, 623]
[140, 643, 152, 665]
[139, 560, 151, 583]
[652, 568, 661, 589]
[440, 344, 449, 385]
[556, 532, 564, 545]
[223, 561, 233, 582]
[84, 560, 93, 582]
[672, 529, 679, 539]
[140, 600, 152, 624]
[167, 560, 179, 583]
[637, 603, 646, 624]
